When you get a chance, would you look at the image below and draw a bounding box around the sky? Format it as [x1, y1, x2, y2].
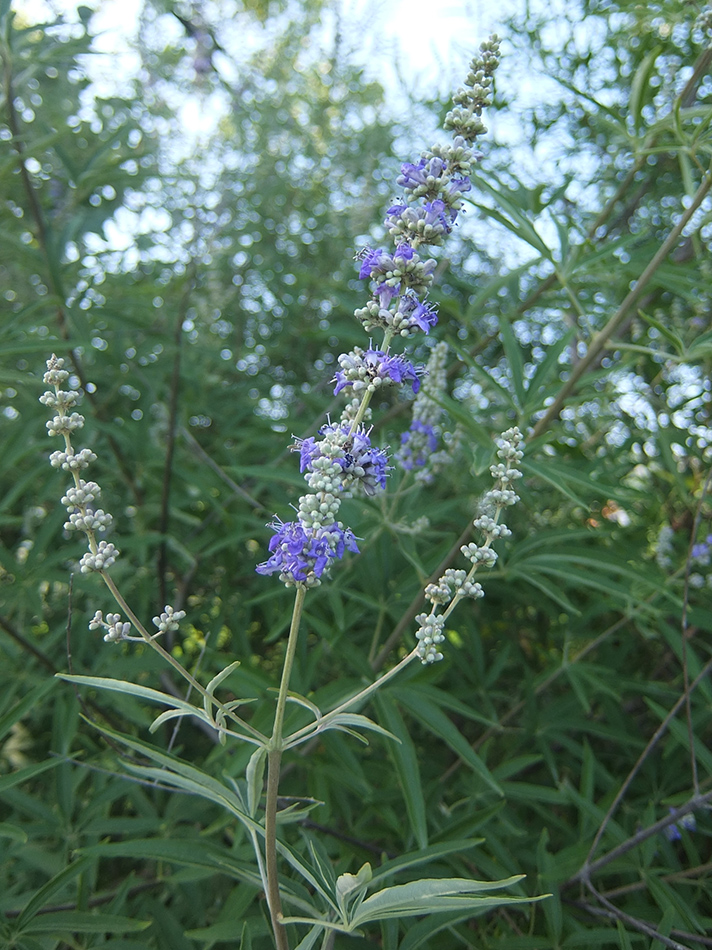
[14, 0, 559, 266]
[17, 0, 519, 100]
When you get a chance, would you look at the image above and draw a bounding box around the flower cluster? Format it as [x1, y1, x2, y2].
[40, 355, 120, 575]
[88, 604, 186, 643]
[688, 532, 712, 590]
[298, 423, 390, 497]
[397, 341, 455, 484]
[415, 427, 523, 663]
[664, 808, 697, 842]
[654, 523, 712, 590]
[257, 38, 501, 588]
[41, 355, 187, 647]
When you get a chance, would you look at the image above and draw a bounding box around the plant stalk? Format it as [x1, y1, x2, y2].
[264, 584, 307, 950]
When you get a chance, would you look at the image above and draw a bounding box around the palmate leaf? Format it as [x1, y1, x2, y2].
[282, 875, 544, 932]
[284, 710, 398, 749]
[59, 673, 263, 745]
[369, 839, 485, 889]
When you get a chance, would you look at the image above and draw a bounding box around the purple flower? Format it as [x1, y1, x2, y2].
[256, 518, 359, 582]
[664, 809, 696, 842]
[296, 425, 390, 496]
[397, 156, 448, 191]
[399, 420, 438, 471]
[358, 247, 384, 280]
[342, 426, 390, 495]
[358, 244, 415, 281]
[386, 201, 407, 219]
[423, 199, 452, 234]
[384, 201, 452, 241]
[297, 436, 320, 474]
[334, 349, 422, 396]
[396, 294, 438, 334]
[448, 176, 471, 200]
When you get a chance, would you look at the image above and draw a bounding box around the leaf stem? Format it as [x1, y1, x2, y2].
[99, 572, 266, 744]
[284, 647, 418, 749]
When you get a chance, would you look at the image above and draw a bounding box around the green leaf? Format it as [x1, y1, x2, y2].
[0, 678, 58, 742]
[246, 746, 266, 818]
[0, 821, 28, 842]
[391, 688, 502, 796]
[23, 912, 150, 935]
[203, 659, 241, 722]
[370, 839, 485, 888]
[629, 47, 661, 135]
[16, 856, 93, 929]
[498, 315, 526, 409]
[349, 875, 538, 927]
[374, 695, 428, 849]
[0, 757, 62, 794]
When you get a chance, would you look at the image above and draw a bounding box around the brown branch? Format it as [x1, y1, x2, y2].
[582, 650, 712, 870]
[4, 878, 163, 920]
[600, 861, 712, 900]
[0, 614, 55, 671]
[567, 891, 709, 949]
[157, 266, 196, 608]
[531, 164, 712, 439]
[570, 789, 712, 889]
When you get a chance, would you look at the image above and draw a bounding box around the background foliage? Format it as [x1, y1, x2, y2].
[1, 0, 712, 947]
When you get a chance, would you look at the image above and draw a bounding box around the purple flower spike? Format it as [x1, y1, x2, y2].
[399, 420, 439, 471]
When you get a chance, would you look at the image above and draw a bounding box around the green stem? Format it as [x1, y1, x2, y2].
[100, 572, 266, 745]
[264, 584, 307, 950]
[284, 646, 418, 749]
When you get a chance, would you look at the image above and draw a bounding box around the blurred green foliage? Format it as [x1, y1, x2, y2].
[1, 0, 712, 947]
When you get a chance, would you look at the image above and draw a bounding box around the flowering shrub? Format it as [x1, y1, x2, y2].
[4, 3, 712, 948]
[35, 34, 542, 950]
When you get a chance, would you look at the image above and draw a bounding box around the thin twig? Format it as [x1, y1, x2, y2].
[181, 426, 265, 510]
[531, 164, 712, 438]
[371, 522, 473, 670]
[0, 614, 55, 671]
[600, 860, 712, 900]
[4, 878, 163, 920]
[566, 893, 710, 949]
[570, 790, 712, 887]
[583, 652, 712, 868]
[157, 265, 196, 608]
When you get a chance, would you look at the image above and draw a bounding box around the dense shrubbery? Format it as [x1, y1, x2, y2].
[1, 1, 711, 947]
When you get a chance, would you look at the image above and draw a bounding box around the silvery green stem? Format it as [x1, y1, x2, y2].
[99, 572, 267, 745]
[264, 584, 307, 950]
[347, 327, 396, 433]
[284, 646, 419, 749]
